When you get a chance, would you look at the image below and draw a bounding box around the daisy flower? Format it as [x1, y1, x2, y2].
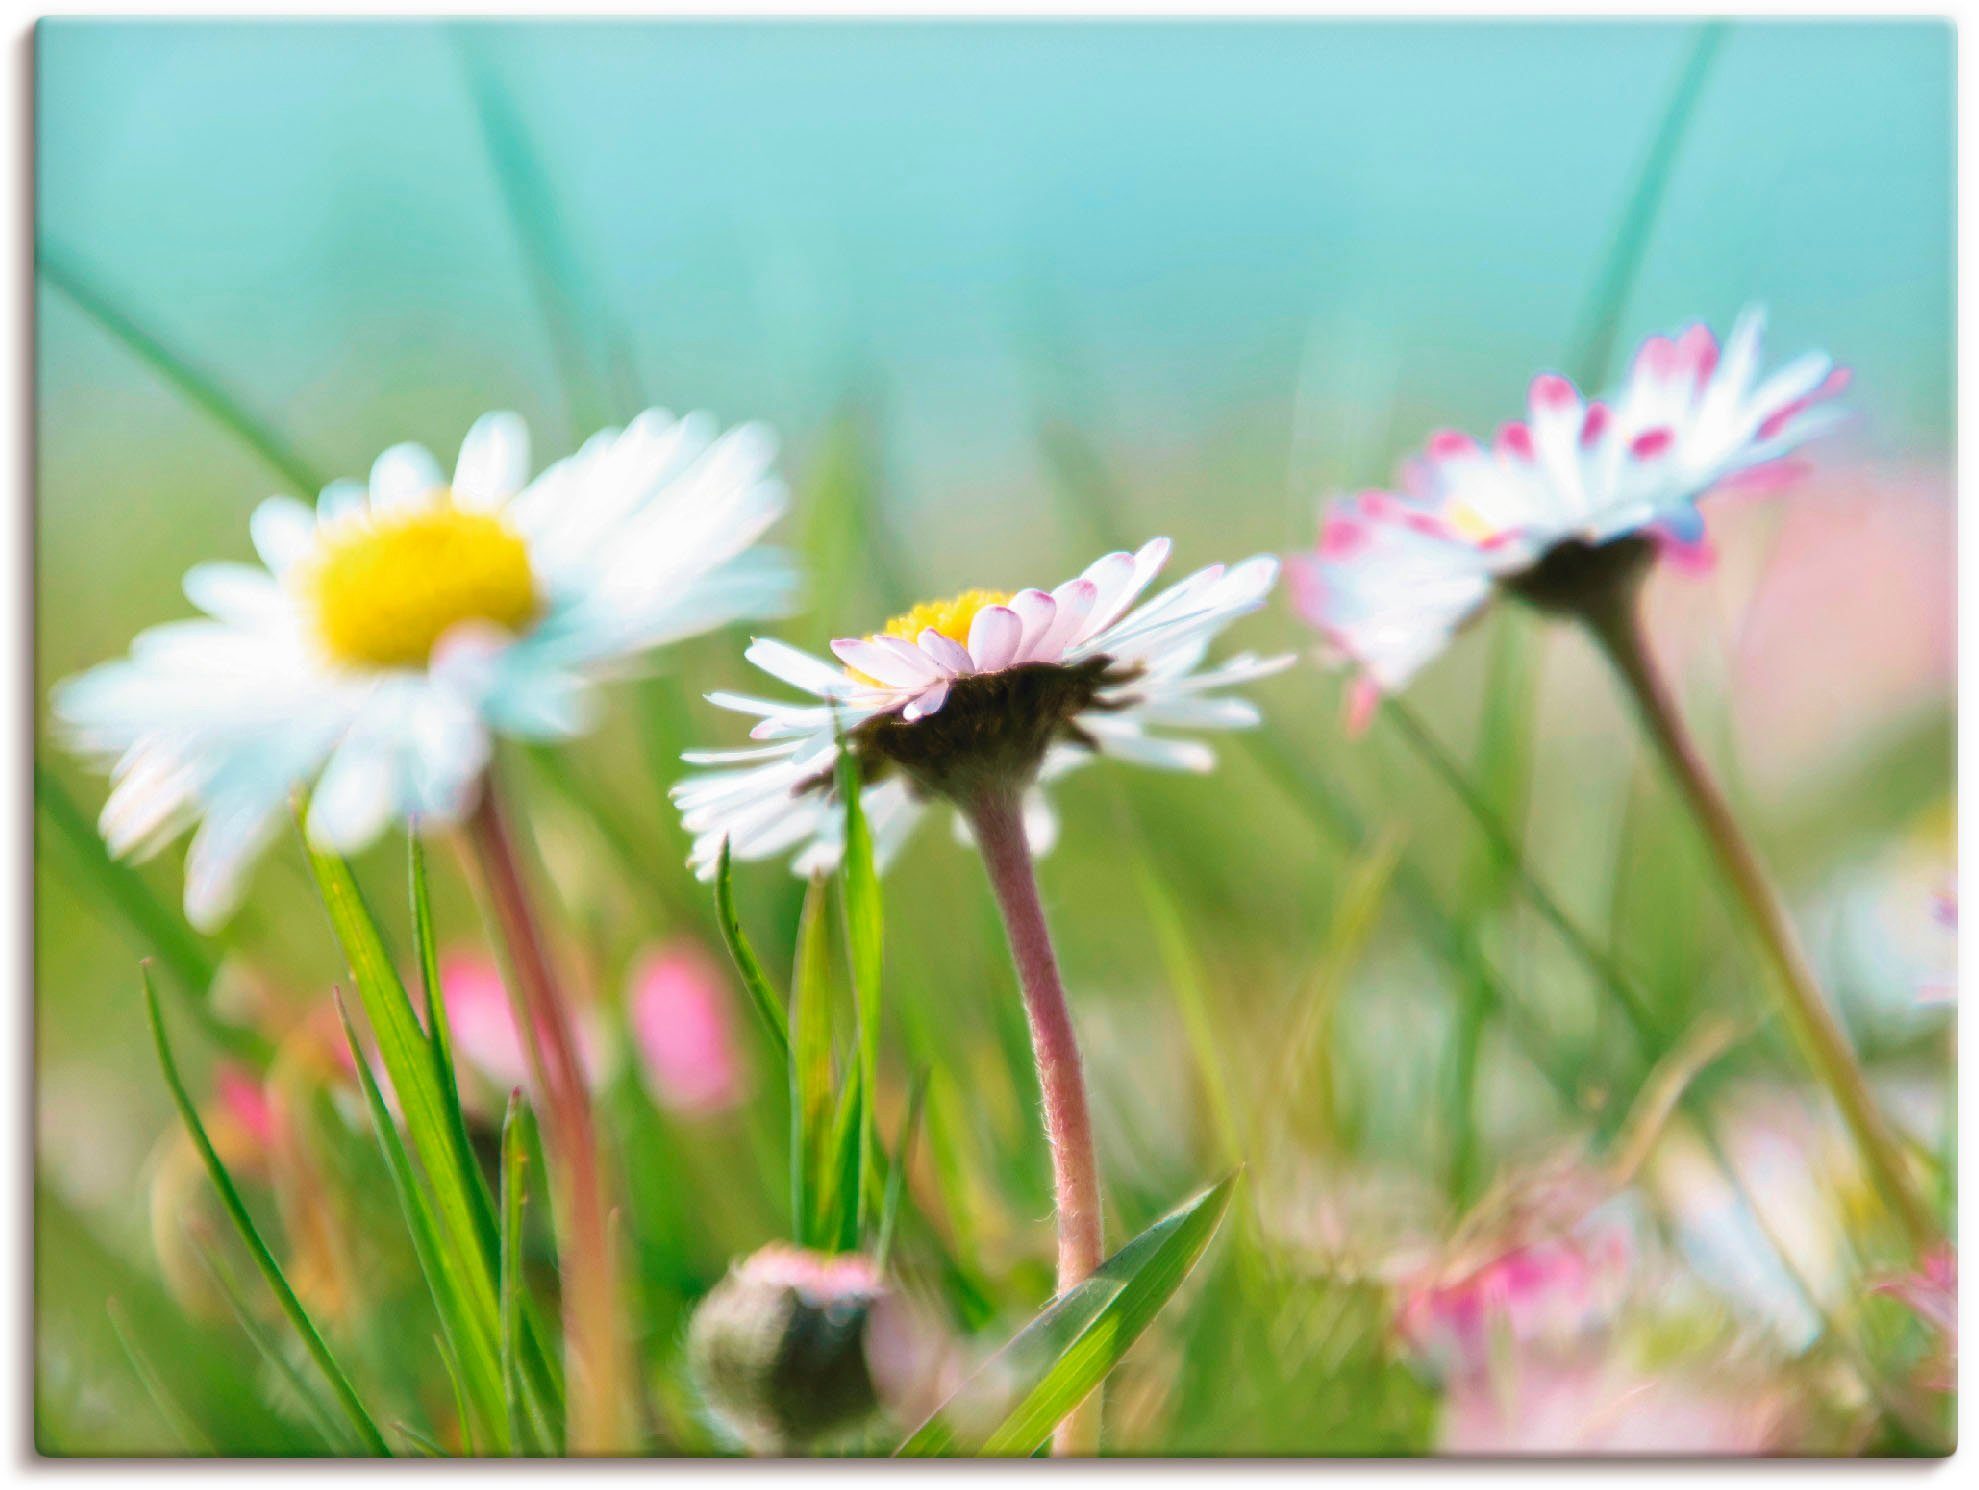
[1288, 311, 1941, 1266]
[1288, 308, 1849, 709]
[54, 409, 791, 929]
[672, 537, 1288, 879]
[678, 537, 1282, 1456]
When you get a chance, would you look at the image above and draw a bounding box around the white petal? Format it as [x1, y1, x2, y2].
[747, 637, 853, 698]
[307, 739, 399, 853]
[183, 563, 287, 627]
[829, 638, 935, 690]
[902, 680, 950, 721]
[249, 495, 317, 575]
[453, 412, 531, 509]
[1007, 588, 1059, 663]
[369, 442, 445, 512]
[916, 629, 974, 676]
[966, 605, 1023, 672]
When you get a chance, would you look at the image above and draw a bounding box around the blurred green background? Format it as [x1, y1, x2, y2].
[35, 19, 1954, 1455]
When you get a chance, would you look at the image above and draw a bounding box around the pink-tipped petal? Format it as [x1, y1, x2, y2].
[1427, 429, 1480, 462]
[1630, 428, 1674, 459]
[1496, 422, 1535, 461]
[1007, 588, 1059, 661]
[966, 604, 1023, 672]
[1530, 373, 1578, 413]
[916, 628, 973, 676]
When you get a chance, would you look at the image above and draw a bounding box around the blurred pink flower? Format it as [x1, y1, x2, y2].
[627, 942, 745, 1116]
[1392, 1155, 1632, 1383]
[1439, 1351, 1790, 1455]
[1644, 462, 1952, 798]
[1872, 1245, 1955, 1393]
[212, 1060, 280, 1156]
[440, 949, 607, 1097]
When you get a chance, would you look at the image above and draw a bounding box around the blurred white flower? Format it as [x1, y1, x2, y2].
[54, 410, 792, 928]
[1288, 310, 1847, 717]
[673, 538, 1288, 876]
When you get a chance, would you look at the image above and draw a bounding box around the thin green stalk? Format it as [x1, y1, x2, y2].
[39, 247, 326, 493]
[1579, 594, 1939, 1259]
[35, 767, 267, 1062]
[107, 1298, 214, 1453]
[141, 967, 390, 1455]
[1565, 21, 1730, 385]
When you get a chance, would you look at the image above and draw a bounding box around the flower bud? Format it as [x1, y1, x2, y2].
[686, 1245, 891, 1453]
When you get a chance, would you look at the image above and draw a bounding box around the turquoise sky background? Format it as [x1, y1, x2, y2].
[36, 19, 1954, 670]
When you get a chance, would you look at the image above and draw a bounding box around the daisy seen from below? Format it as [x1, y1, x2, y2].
[1287, 307, 1848, 716]
[675, 537, 1286, 1454]
[56, 406, 792, 1453]
[1288, 310, 1939, 1264]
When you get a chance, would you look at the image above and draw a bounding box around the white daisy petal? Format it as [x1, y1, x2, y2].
[966, 605, 1023, 672]
[369, 442, 445, 512]
[453, 412, 531, 510]
[747, 637, 854, 698]
[249, 495, 317, 575]
[917, 629, 975, 676]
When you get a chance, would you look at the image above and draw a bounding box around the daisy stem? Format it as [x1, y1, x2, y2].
[463, 778, 632, 1454]
[965, 784, 1105, 1458]
[1579, 589, 1939, 1260]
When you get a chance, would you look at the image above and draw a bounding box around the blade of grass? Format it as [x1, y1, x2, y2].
[106, 1298, 215, 1454]
[498, 1092, 551, 1456]
[898, 1173, 1238, 1457]
[714, 840, 792, 1061]
[452, 32, 608, 438]
[875, 1071, 928, 1272]
[142, 965, 389, 1455]
[1128, 846, 1241, 1170]
[836, 753, 884, 1224]
[189, 1239, 350, 1454]
[34, 767, 265, 1061]
[330, 989, 509, 1452]
[823, 1065, 866, 1253]
[788, 876, 835, 1246]
[302, 841, 505, 1369]
[1565, 21, 1731, 386]
[38, 247, 327, 493]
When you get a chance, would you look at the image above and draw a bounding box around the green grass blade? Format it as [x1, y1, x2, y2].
[330, 990, 509, 1452]
[836, 754, 884, 1223]
[190, 1242, 351, 1453]
[1130, 847, 1242, 1169]
[408, 834, 499, 1254]
[898, 1173, 1238, 1457]
[38, 247, 326, 494]
[34, 767, 265, 1061]
[498, 1092, 555, 1456]
[1565, 21, 1730, 386]
[302, 841, 505, 1350]
[141, 966, 389, 1455]
[715, 840, 792, 1061]
[107, 1297, 215, 1453]
[789, 875, 835, 1246]
[824, 1065, 866, 1253]
[875, 1071, 928, 1272]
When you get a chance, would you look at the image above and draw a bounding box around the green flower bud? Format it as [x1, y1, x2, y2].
[687, 1245, 892, 1454]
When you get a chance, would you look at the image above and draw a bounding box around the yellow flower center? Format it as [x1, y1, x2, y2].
[847, 588, 1012, 685]
[306, 498, 540, 669]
